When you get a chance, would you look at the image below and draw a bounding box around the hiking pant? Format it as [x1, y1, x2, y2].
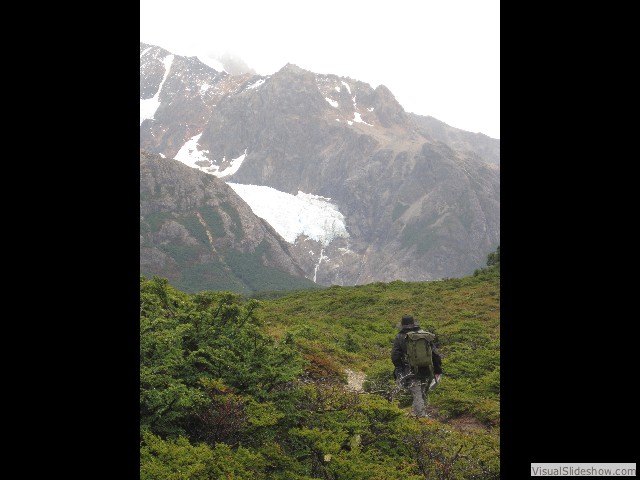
[408, 379, 428, 417]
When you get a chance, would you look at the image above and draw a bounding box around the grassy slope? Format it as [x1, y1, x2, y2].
[139, 269, 500, 478]
[256, 268, 500, 426]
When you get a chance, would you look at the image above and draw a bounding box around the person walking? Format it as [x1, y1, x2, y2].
[391, 314, 442, 418]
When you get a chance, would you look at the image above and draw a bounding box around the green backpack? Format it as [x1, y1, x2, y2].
[405, 330, 435, 380]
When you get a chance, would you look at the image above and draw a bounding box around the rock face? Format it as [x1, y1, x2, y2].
[408, 113, 501, 167]
[140, 151, 317, 294]
[140, 42, 500, 287]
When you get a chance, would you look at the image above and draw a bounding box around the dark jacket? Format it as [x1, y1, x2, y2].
[391, 327, 442, 378]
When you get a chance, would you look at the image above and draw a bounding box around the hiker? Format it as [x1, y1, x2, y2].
[391, 314, 442, 418]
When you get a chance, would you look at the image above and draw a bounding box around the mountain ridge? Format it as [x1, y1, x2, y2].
[140, 150, 319, 294]
[140, 42, 500, 288]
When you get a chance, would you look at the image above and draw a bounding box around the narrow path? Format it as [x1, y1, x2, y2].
[344, 368, 366, 392]
[343, 369, 494, 433]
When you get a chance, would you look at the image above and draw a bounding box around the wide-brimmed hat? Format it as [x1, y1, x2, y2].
[396, 314, 420, 329]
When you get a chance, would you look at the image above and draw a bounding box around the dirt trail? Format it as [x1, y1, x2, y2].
[344, 368, 366, 392]
[343, 369, 493, 433]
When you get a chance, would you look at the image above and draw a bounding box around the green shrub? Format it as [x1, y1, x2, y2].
[140, 432, 268, 479]
[139, 269, 500, 477]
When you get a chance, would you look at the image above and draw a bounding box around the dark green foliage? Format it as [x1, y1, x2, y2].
[252, 285, 324, 300]
[362, 361, 397, 400]
[157, 244, 205, 267]
[219, 201, 244, 238]
[401, 421, 500, 479]
[223, 241, 319, 293]
[399, 220, 440, 254]
[197, 205, 225, 237]
[399, 212, 468, 255]
[140, 269, 500, 478]
[142, 214, 320, 293]
[474, 245, 500, 276]
[224, 246, 278, 285]
[487, 245, 500, 266]
[177, 215, 210, 246]
[343, 332, 360, 352]
[178, 261, 253, 295]
[140, 275, 304, 440]
[141, 212, 172, 232]
[140, 431, 268, 480]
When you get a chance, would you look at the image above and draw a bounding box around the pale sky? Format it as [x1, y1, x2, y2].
[140, 0, 500, 139]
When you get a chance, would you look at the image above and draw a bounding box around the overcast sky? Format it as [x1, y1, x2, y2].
[140, 0, 500, 139]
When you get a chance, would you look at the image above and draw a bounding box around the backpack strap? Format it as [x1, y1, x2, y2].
[402, 332, 410, 367]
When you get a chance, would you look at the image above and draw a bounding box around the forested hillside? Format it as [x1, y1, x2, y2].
[140, 248, 500, 479]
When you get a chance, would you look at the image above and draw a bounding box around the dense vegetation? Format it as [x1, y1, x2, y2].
[140, 248, 500, 478]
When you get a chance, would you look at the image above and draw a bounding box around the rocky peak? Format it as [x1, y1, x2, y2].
[278, 62, 311, 74]
[372, 84, 407, 127]
[255, 62, 328, 118]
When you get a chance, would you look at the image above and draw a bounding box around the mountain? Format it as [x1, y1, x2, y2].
[140, 42, 500, 288]
[408, 113, 500, 167]
[140, 150, 319, 294]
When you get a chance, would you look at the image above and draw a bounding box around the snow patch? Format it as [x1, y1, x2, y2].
[334, 86, 341, 92]
[353, 112, 373, 126]
[174, 133, 210, 168]
[247, 78, 265, 90]
[175, 135, 247, 177]
[341, 81, 351, 95]
[226, 184, 350, 246]
[215, 150, 247, 177]
[140, 55, 174, 125]
[325, 97, 339, 108]
[140, 46, 152, 58]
